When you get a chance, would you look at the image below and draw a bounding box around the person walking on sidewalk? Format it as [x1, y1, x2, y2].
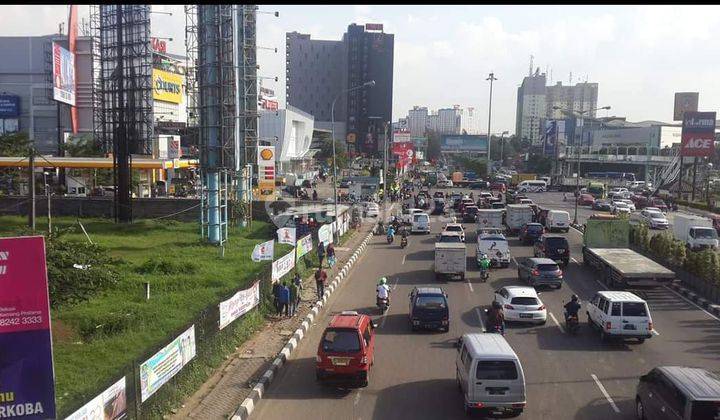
[327, 242, 336, 268]
[315, 268, 328, 300]
[293, 272, 303, 306]
[289, 280, 299, 316]
[317, 241, 326, 268]
[278, 281, 291, 318]
[272, 281, 282, 315]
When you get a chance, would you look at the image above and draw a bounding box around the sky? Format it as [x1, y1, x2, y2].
[3, 4, 720, 134]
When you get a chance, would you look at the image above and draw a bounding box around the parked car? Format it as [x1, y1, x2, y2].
[316, 311, 376, 387]
[619, 199, 636, 212]
[636, 366, 720, 420]
[409, 287, 450, 332]
[639, 209, 669, 229]
[519, 223, 545, 245]
[493, 286, 547, 324]
[443, 223, 466, 242]
[592, 199, 612, 211]
[533, 235, 570, 267]
[517, 257, 563, 289]
[586, 291, 653, 343]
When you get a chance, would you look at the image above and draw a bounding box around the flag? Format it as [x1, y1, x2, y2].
[277, 227, 296, 245]
[251, 239, 274, 262]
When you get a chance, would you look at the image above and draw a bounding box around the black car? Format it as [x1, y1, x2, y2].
[409, 287, 449, 332]
[517, 257, 563, 288]
[593, 199, 612, 211]
[533, 235, 570, 267]
[469, 181, 490, 190]
[636, 366, 720, 420]
[432, 199, 446, 215]
[519, 223, 545, 245]
[462, 206, 479, 222]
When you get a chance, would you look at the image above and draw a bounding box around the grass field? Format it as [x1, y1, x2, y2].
[0, 216, 285, 416]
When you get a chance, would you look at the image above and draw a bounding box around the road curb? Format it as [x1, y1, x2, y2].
[230, 228, 375, 420]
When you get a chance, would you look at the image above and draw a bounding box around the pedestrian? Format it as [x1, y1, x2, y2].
[317, 241, 326, 268]
[289, 280, 299, 316]
[327, 242, 336, 268]
[293, 272, 303, 305]
[312, 189, 318, 201]
[272, 281, 282, 316]
[278, 281, 290, 318]
[315, 268, 327, 300]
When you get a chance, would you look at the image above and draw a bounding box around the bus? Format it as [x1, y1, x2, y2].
[584, 172, 636, 182]
[586, 181, 606, 199]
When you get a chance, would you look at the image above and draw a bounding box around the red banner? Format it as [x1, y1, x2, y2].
[681, 111, 717, 157]
[392, 142, 414, 167]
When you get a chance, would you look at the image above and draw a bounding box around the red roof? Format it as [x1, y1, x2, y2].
[328, 313, 365, 329]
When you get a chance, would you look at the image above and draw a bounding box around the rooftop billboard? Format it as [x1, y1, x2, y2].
[440, 135, 488, 152]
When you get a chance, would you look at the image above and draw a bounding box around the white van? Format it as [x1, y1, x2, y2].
[411, 212, 430, 234]
[546, 210, 570, 233]
[455, 333, 526, 417]
[586, 291, 654, 343]
[517, 180, 547, 193]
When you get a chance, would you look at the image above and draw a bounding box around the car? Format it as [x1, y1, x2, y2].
[586, 291, 653, 343]
[516, 257, 563, 289]
[619, 199, 636, 212]
[490, 181, 507, 192]
[493, 286, 547, 324]
[438, 231, 464, 243]
[462, 206, 480, 223]
[409, 287, 450, 332]
[610, 201, 632, 215]
[316, 311, 376, 387]
[433, 191, 445, 199]
[545, 210, 570, 232]
[577, 193, 596, 206]
[477, 232, 511, 267]
[648, 198, 669, 212]
[400, 208, 424, 225]
[533, 235, 570, 267]
[518, 223, 545, 245]
[608, 187, 629, 198]
[491, 202, 506, 210]
[636, 366, 720, 420]
[458, 198, 475, 213]
[469, 181, 490, 190]
[411, 212, 431, 234]
[363, 202, 379, 217]
[639, 209, 669, 229]
[432, 198, 446, 215]
[643, 206, 665, 215]
[437, 179, 454, 188]
[443, 223, 466, 242]
[592, 199, 612, 211]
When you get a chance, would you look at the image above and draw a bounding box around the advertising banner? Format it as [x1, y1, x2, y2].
[251, 239, 274, 262]
[218, 281, 261, 330]
[318, 224, 333, 247]
[440, 135, 488, 152]
[392, 141, 414, 167]
[295, 235, 313, 260]
[65, 377, 127, 420]
[0, 236, 56, 419]
[393, 131, 411, 143]
[152, 69, 183, 104]
[674, 92, 699, 121]
[681, 111, 717, 157]
[277, 227, 296, 245]
[271, 250, 295, 282]
[543, 120, 558, 156]
[53, 42, 76, 106]
[139, 325, 196, 402]
[0, 95, 20, 118]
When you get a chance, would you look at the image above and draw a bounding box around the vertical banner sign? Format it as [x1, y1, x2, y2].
[251, 239, 274, 262]
[257, 146, 276, 201]
[681, 112, 717, 157]
[52, 43, 76, 106]
[139, 325, 196, 402]
[64, 376, 127, 420]
[295, 235, 313, 261]
[543, 120, 557, 156]
[0, 236, 56, 419]
[218, 281, 261, 330]
[276, 227, 296, 245]
[67, 4, 79, 133]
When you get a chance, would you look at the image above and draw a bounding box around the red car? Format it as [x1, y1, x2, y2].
[577, 194, 595, 206]
[316, 311, 376, 387]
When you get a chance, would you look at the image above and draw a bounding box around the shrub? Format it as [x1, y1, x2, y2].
[135, 258, 198, 275]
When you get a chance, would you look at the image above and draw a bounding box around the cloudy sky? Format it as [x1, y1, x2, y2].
[3, 4, 720, 133]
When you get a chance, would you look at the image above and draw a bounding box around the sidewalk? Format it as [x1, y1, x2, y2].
[169, 221, 374, 420]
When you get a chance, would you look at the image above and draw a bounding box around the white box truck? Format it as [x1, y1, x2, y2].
[673, 213, 719, 251]
[434, 242, 467, 281]
[505, 204, 534, 235]
[477, 209, 504, 232]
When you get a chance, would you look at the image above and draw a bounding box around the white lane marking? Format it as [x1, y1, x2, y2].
[591, 374, 621, 414]
[354, 390, 362, 406]
[652, 329, 660, 336]
[380, 313, 388, 328]
[474, 307, 485, 331]
[392, 278, 399, 290]
[402, 255, 406, 265]
[511, 257, 518, 267]
[663, 285, 720, 322]
[466, 279, 474, 293]
[549, 312, 565, 333]
[571, 257, 579, 264]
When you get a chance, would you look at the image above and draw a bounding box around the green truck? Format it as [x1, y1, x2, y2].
[582, 216, 675, 288]
[586, 181, 606, 199]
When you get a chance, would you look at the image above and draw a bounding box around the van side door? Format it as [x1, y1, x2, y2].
[456, 341, 470, 395]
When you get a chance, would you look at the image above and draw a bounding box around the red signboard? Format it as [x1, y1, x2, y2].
[681, 111, 717, 157]
[392, 142, 414, 168]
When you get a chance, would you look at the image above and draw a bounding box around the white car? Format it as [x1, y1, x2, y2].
[443, 223, 466, 242]
[586, 291, 653, 343]
[619, 199, 636, 212]
[609, 187, 629, 197]
[400, 208, 424, 224]
[477, 232, 511, 267]
[611, 201, 632, 215]
[363, 202, 379, 217]
[493, 286, 547, 324]
[639, 209, 669, 229]
[644, 206, 666, 215]
[437, 180, 454, 188]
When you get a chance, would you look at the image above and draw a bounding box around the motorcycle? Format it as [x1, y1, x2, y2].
[480, 267, 489, 282]
[400, 236, 408, 249]
[377, 297, 389, 315]
[386, 232, 395, 244]
[374, 222, 385, 236]
[565, 313, 580, 335]
[483, 309, 505, 335]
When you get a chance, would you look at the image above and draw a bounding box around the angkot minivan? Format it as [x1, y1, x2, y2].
[455, 333, 526, 417]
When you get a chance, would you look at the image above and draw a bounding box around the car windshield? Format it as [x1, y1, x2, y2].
[466, 207, 478, 213]
[321, 329, 361, 353]
[647, 212, 664, 219]
[415, 295, 447, 309]
[622, 302, 648, 317]
[537, 264, 559, 271]
[691, 401, 720, 420]
[511, 297, 539, 305]
[446, 226, 462, 232]
[694, 228, 719, 239]
[476, 361, 519, 380]
[414, 215, 428, 222]
[440, 235, 462, 243]
[527, 225, 543, 232]
[481, 236, 506, 242]
[492, 203, 505, 208]
[545, 237, 568, 248]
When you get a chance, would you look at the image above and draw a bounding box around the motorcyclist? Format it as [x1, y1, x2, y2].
[564, 294, 582, 323]
[479, 253, 491, 276]
[376, 277, 391, 307]
[386, 224, 396, 240]
[486, 300, 505, 334]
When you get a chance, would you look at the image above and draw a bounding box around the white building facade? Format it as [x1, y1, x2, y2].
[259, 105, 315, 173]
[408, 106, 428, 137]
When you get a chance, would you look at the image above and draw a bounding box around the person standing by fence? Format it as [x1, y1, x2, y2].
[317, 241, 326, 268]
[272, 281, 282, 316]
[315, 268, 327, 301]
[278, 281, 290, 318]
[289, 280, 299, 317]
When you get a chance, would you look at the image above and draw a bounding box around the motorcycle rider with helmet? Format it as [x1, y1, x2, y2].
[486, 300, 505, 335]
[376, 277, 391, 308]
[564, 294, 582, 323]
[479, 253, 491, 279]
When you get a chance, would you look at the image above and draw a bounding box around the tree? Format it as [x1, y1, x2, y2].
[0, 131, 31, 156]
[63, 134, 104, 157]
[316, 134, 348, 170]
[454, 155, 487, 175]
[525, 153, 553, 174]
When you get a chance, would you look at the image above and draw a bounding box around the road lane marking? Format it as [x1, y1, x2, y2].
[354, 390, 362, 406]
[663, 285, 720, 322]
[466, 279, 474, 293]
[571, 257, 579, 264]
[392, 278, 399, 290]
[549, 312, 565, 333]
[511, 257, 518, 267]
[402, 255, 406, 265]
[474, 307, 485, 331]
[591, 374, 621, 414]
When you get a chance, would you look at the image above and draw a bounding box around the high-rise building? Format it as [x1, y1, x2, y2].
[460, 107, 480, 134]
[426, 113, 439, 133]
[408, 106, 428, 137]
[546, 81, 598, 121]
[437, 106, 462, 134]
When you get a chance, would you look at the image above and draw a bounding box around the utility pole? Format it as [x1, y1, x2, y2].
[28, 150, 36, 232]
[383, 122, 389, 212]
[57, 102, 65, 190]
[486, 72, 497, 177]
[691, 157, 698, 201]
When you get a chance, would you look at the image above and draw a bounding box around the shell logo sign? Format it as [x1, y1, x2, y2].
[259, 148, 274, 162]
[152, 69, 183, 104]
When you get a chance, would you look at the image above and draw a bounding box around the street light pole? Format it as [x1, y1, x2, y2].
[330, 80, 375, 242]
[486, 72, 497, 177]
[499, 130, 509, 166]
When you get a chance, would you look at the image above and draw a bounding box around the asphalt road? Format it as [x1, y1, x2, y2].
[251, 189, 720, 420]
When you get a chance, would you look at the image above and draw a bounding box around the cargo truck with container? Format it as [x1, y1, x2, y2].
[672, 213, 719, 251]
[505, 204, 535, 235]
[434, 242, 467, 281]
[581, 217, 675, 288]
[477, 209, 505, 232]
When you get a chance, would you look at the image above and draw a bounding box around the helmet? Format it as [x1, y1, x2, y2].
[492, 300, 502, 309]
[379, 277, 388, 285]
[482, 253, 488, 259]
[571, 294, 578, 302]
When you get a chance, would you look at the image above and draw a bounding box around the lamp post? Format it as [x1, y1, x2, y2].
[499, 130, 509, 166]
[486, 72, 497, 176]
[707, 162, 714, 209]
[330, 80, 375, 242]
[553, 105, 611, 225]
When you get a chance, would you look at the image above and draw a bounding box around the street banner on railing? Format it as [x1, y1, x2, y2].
[296, 235, 313, 260]
[139, 325, 196, 402]
[251, 239, 274, 262]
[219, 281, 261, 330]
[65, 377, 127, 420]
[271, 250, 295, 282]
[277, 227, 296, 245]
[0, 236, 56, 419]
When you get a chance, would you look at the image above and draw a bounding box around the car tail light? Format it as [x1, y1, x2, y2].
[605, 321, 612, 330]
[557, 270, 563, 276]
[538, 305, 546, 310]
[648, 322, 653, 331]
[504, 304, 514, 310]
[360, 356, 368, 365]
[316, 355, 322, 363]
[512, 403, 525, 408]
[474, 402, 485, 408]
[532, 269, 540, 276]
